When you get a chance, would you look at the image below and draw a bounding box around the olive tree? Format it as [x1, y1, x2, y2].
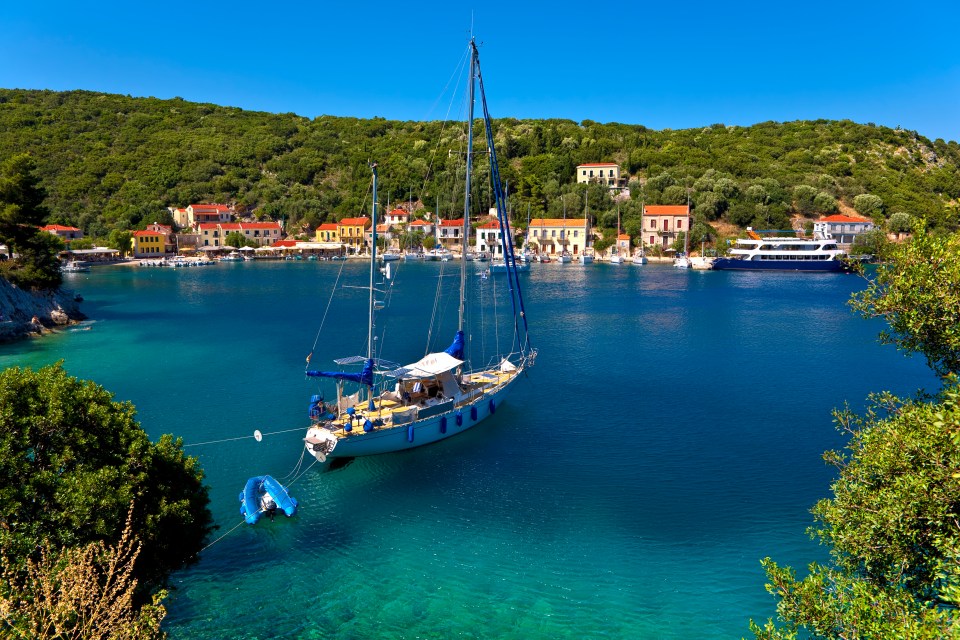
[753, 226, 960, 638]
[849, 225, 960, 377]
[0, 363, 213, 592]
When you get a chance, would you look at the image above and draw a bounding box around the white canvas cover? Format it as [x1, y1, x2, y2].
[397, 352, 463, 378]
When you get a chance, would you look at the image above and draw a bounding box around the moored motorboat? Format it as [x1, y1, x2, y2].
[239, 475, 298, 524]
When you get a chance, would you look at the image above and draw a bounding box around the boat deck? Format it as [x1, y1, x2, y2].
[324, 368, 518, 439]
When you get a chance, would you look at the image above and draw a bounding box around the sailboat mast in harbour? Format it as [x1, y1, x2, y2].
[301, 38, 536, 461]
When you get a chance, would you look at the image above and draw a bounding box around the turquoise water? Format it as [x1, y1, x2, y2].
[0, 261, 939, 638]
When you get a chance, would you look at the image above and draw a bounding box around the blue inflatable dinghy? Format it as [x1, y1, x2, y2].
[239, 475, 298, 524]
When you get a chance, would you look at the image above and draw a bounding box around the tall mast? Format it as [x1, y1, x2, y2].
[368, 162, 378, 410]
[459, 41, 476, 332]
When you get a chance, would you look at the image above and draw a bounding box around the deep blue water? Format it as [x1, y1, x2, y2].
[0, 261, 939, 638]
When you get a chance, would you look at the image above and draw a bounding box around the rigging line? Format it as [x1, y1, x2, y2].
[277, 448, 307, 482]
[419, 46, 471, 205]
[198, 518, 248, 555]
[424, 262, 446, 356]
[182, 426, 308, 448]
[309, 252, 349, 356]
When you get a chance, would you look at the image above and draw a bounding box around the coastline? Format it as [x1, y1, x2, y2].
[0, 278, 86, 342]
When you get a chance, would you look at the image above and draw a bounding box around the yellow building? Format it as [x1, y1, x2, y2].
[132, 230, 165, 257]
[315, 223, 339, 243]
[576, 163, 624, 189]
[336, 217, 370, 253]
[526, 218, 590, 257]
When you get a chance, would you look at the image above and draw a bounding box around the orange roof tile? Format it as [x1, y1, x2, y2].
[317, 223, 338, 231]
[133, 230, 162, 237]
[41, 224, 81, 232]
[818, 214, 872, 223]
[338, 217, 370, 226]
[478, 220, 501, 229]
[529, 218, 587, 228]
[577, 162, 619, 167]
[241, 222, 281, 230]
[644, 205, 690, 216]
[409, 220, 431, 226]
[388, 208, 409, 217]
[439, 218, 465, 227]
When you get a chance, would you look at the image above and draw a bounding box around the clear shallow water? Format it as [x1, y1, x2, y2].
[0, 261, 939, 638]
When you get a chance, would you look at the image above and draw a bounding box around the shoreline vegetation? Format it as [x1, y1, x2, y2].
[0, 88, 956, 259]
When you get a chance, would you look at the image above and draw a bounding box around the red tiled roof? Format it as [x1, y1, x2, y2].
[317, 223, 338, 231]
[41, 224, 81, 232]
[273, 240, 298, 247]
[644, 205, 690, 216]
[409, 220, 431, 226]
[617, 233, 631, 241]
[818, 214, 872, 223]
[376, 224, 390, 232]
[219, 223, 243, 231]
[577, 162, 619, 167]
[478, 220, 501, 229]
[197, 223, 219, 230]
[241, 222, 281, 230]
[439, 218, 465, 227]
[338, 217, 370, 226]
[190, 203, 231, 212]
[388, 208, 409, 217]
[133, 230, 162, 237]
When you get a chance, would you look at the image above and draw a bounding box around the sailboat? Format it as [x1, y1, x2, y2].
[608, 205, 624, 264]
[673, 211, 692, 268]
[303, 40, 537, 461]
[632, 203, 647, 265]
[579, 191, 594, 264]
[558, 196, 572, 263]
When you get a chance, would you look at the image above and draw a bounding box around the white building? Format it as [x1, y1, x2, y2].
[813, 215, 875, 245]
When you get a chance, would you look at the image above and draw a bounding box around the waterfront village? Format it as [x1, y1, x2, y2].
[44, 162, 878, 270]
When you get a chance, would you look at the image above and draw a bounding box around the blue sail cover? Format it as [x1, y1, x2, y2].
[444, 330, 465, 360]
[306, 358, 374, 386]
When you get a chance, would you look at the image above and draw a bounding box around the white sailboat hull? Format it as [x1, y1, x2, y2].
[305, 368, 522, 458]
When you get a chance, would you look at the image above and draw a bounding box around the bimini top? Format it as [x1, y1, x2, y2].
[392, 352, 463, 379]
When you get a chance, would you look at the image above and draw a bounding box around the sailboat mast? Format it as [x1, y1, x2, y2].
[368, 163, 378, 410]
[459, 41, 476, 333]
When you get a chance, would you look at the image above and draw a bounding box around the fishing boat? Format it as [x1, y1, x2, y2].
[303, 40, 536, 461]
[579, 193, 594, 264]
[711, 228, 847, 271]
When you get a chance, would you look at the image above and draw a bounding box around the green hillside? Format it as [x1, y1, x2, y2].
[1, 88, 958, 245]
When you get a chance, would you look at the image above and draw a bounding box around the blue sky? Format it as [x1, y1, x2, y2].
[3, 1, 959, 142]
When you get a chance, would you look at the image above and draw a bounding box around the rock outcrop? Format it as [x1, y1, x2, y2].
[0, 278, 85, 342]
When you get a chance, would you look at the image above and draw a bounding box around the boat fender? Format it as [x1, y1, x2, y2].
[489, 399, 496, 414]
[363, 419, 374, 433]
[455, 410, 463, 426]
[470, 405, 478, 421]
[343, 422, 352, 433]
[440, 416, 447, 434]
[407, 424, 415, 443]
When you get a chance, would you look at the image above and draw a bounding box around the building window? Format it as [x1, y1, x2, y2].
[650, 220, 657, 229]
[677, 220, 683, 230]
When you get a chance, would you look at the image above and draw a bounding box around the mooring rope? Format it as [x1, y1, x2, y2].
[182, 426, 306, 448]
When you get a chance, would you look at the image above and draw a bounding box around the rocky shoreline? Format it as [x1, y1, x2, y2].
[0, 277, 86, 342]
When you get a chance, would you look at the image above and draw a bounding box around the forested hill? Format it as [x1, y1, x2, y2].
[1, 87, 958, 242]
